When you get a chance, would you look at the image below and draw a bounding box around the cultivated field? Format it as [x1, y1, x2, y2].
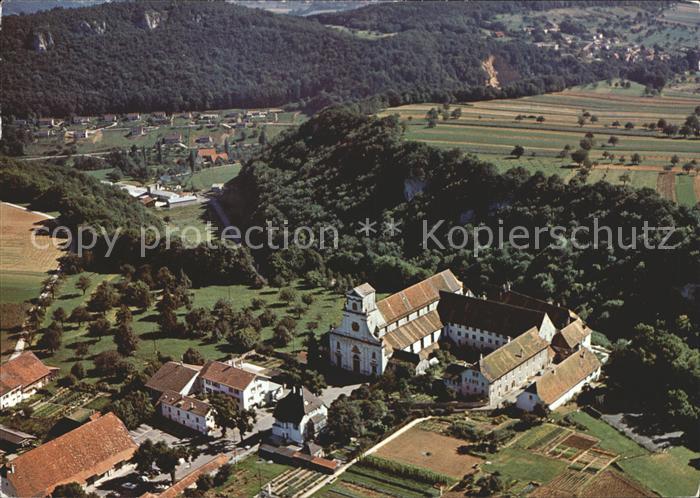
[0, 202, 62, 304]
[374, 427, 482, 479]
[382, 80, 700, 206]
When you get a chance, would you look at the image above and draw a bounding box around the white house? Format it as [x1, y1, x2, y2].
[272, 386, 327, 445]
[158, 391, 215, 435]
[329, 270, 464, 376]
[516, 348, 601, 412]
[0, 352, 58, 409]
[199, 360, 281, 411]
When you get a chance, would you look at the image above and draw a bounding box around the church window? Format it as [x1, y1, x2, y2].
[351, 322, 360, 331]
[352, 302, 358, 311]
[371, 352, 376, 359]
[336, 341, 340, 350]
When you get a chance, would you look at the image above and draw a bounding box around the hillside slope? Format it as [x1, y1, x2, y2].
[2, 1, 614, 117]
[221, 107, 700, 336]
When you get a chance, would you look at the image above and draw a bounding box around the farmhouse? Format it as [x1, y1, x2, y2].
[0, 352, 58, 409]
[125, 113, 141, 121]
[131, 125, 146, 136]
[102, 114, 117, 122]
[516, 347, 601, 412]
[195, 135, 213, 144]
[72, 116, 91, 125]
[199, 360, 282, 410]
[272, 386, 327, 445]
[158, 391, 215, 435]
[0, 413, 136, 498]
[329, 270, 464, 376]
[145, 361, 201, 398]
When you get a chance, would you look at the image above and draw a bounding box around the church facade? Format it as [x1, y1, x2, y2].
[329, 270, 464, 376]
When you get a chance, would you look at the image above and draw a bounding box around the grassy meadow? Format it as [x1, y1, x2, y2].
[382, 80, 700, 205]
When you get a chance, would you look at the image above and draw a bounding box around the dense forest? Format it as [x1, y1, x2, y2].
[221, 107, 700, 437]
[222, 107, 700, 339]
[0, 1, 684, 118]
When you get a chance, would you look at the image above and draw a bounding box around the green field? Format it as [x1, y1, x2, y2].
[676, 174, 698, 207]
[485, 447, 568, 484]
[382, 80, 700, 205]
[188, 164, 242, 191]
[565, 411, 700, 497]
[39, 273, 344, 378]
[0, 270, 45, 304]
[314, 464, 441, 498]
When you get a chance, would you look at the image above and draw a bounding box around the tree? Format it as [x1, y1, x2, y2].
[76, 275, 91, 296]
[183, 347, 205, 365]
[273, 325, 293, 347]
[630, 153, 642, 165]
[185, 307, 215, 337]
[123, 281, 152, 309]
[682, 162, 694, 175]
[52, 307, 67, 325]
[197, 474, 215, 492]
[670, 155, 680, 168]
[116, 305, 133, 326]
[154, 441, 182, 484]
[88, 316, 111, 337]
[236, 408, 257, 440]
[132, 438, 157, 474]
[51, 482, 92, 498]
[278, 287, 297, 304]
[111, 390, 154, 430]
[579, 138, 593, 150]
[76, 341, 90, 358]
[607, 135, 619, 146]
[619, 172, 631, 185]
[228, 326, 259, 352]
[571, 149, 589, 167]
[71, 362, 85, 379]
[42, 324, 62, 353]
[510, 145, 525, 158]
[325, 396, 362, 445]
[209, 393, 238, 437]
[88, 281, 119, 312]
[114, 323, 139, 356]
[624, 122, 634, 130]
[94, 350, 125, 378]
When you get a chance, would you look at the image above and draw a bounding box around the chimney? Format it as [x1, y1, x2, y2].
[146, 185, 152, 194]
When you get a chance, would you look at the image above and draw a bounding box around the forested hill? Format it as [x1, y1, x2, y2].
[3, 1, 620, 117]
[222, 107, 700, 340]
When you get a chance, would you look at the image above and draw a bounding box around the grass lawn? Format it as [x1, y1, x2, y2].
[0, 270, 45, 304]
[156, 203, 216, 245]
[39, 273, 344, 378]
[207, 456, 291, 498]
[485, 447, 567, 484]
[188, 164, 242, 191]
[618, 446, 700, 497]
[675, 174, 698, 207]
[83, 168, 116, 181]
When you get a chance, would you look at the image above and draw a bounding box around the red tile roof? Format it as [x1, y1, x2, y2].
[528, 348, 601, 405]
[0, 352, 56, 396]
[158, 390, 211, 417]
[5, 413, 137, 497]
[200, 361, 255, 390]
[145, 361, 201, 395]
[376, 270, 462, 324]
[383, 310, 443, 351]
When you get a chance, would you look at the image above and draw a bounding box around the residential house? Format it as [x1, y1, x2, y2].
[211, 183, 224, 193]
[197, 148, 228, 164]
[199, 360, 281, 411]
[131, 126, 146, 137]
[195, 135, 212, 144]
[516, 348, 601, 412]
[0, 425, 35, 450]
[0, 352, 58, 409]
[37, 118, 56, 127]
[444, 327, 551, 404]
[145, 361, 201, 398]
[33, 130, 53, 138]
[158, 391, 215, 435]
[73, 129, 89, 139]
[162, 132, 182, 145]
[272, 387, 327, 445]
[125, 113, 141, 121]
[72, 116, 91, 125]
[329, 270, 464, 376]
[102, 114, 117, 122]
[0, 413, 137, 498]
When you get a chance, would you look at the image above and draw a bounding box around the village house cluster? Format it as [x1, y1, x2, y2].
[330, 270, 602, 411]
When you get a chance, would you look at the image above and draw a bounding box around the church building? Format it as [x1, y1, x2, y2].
[329, 270, 465, 376]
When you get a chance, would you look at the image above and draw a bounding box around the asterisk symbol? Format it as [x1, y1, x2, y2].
[357, 218, 377, 237]
[383, 218, 402, 237]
